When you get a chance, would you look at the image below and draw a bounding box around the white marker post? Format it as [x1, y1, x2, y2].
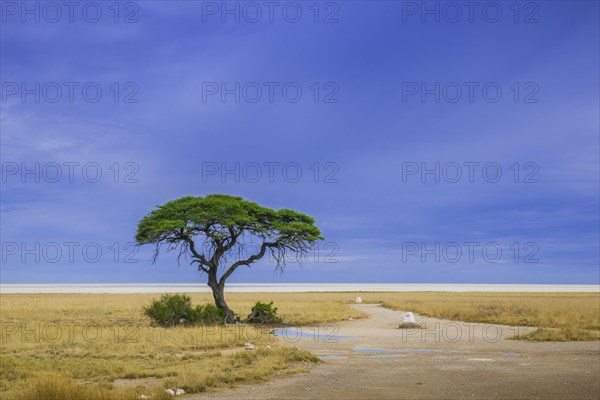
[404, 312, 416, 324]
[355, 296, 362, 303]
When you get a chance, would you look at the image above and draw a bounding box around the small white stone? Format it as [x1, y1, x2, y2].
[165, 389, 175, 396]
[138, 395, 152, 400]
[175, 388, 185, 395]
[266, 345, 272, 349]
[403, 312, 416, 324]
[245, 342, 255, 350]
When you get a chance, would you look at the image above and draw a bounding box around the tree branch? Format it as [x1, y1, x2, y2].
[219, 241, 276, 286]
[210, 227, 242, 267]
[179, 233, 212, 273]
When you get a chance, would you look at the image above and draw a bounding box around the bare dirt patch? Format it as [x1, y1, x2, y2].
[190, 304, 600, 400]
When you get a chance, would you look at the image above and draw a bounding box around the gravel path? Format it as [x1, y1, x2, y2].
[190, 304, 600, 400]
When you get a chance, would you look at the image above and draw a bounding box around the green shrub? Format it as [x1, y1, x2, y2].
[144, 294, 227, 326]
[144, 294, 194, 327]
[191, 303, 228, 324]
[245, 301, 282, 324]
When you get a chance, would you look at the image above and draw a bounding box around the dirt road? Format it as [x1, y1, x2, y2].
[193, 304, 600, 400]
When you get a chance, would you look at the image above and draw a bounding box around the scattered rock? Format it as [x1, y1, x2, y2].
[245, 342, 256, 350]
[175, 388, 185, 395]
[138, 395, 152, 400]
[165, 388, 175, 396]
[399, 311, 420, 328]
[266, 345, 272, 349]
[403, 312, 416, 324]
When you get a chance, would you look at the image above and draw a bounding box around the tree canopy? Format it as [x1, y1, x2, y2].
[135, 194, 324, 322]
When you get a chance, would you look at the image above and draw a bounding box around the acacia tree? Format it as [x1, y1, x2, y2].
[135, 194, 323, 323]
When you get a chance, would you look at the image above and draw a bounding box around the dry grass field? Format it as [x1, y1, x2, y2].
[371, 292, 600, 341]
[1, 291, 598, 399]
[0, 292, 360, 400]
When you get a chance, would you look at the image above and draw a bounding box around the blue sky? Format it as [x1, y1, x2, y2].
[1, 1, 598, 284]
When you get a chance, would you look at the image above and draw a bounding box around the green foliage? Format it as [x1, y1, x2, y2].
[136, 194, 324, 323]
[143, 294, 192, 327]
[135, 194, 323, 250]
[144, 294, 226, 326]
[245, 301, 283, 324]
[191, 303, 228, 325]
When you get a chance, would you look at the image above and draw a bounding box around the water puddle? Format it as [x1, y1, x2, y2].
[358, 354, 406, 359]
[355, 347, 465, 354]
[318, 355, 348, 360]
[272, 327, 354, 340]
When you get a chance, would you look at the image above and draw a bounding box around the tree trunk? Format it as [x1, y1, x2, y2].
[208, 280, 235, 324]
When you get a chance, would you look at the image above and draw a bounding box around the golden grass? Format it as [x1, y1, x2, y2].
[0, 292, 341, 399]
[12, 374, 143, 400]
[10, 347, 316, 400]
[369, 292, 600, 341]
[2, 290, 598, 399]
[0, 292, 364, 326]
